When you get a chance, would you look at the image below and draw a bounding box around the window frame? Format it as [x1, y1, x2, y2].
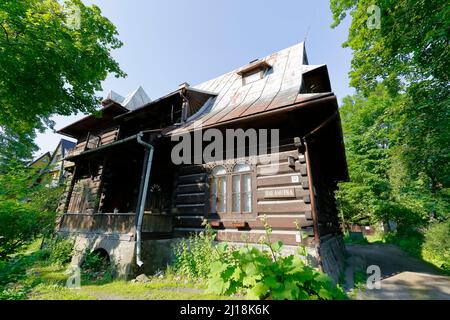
[208, 162, 257, 218]
[209, 165, 227, 215]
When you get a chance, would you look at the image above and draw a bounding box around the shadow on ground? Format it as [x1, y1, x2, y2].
[345, 244, 450, 300]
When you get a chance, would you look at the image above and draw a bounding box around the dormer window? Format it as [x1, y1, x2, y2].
[300, 66, 332, 94]
[237, 60, 271, 86]
[242, 69, 263, 85]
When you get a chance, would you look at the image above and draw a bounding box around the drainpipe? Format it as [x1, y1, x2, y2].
[135, 133, 154, 267]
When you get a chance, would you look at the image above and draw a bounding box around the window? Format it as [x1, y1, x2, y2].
[209, 163, 253, 215]
[232, 164, 252, 213]
[210, 166, 226, 213]
[242, 70, 263, 85]
[238, 60, 271, 86]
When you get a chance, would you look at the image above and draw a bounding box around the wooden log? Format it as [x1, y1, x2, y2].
[175, 193, 207, 204]
[256, 150, 299, 165]
[257, 174, 308, 188]
[174, 183, 207, 194]
[257, 162, 299, 176]
[178, 165, 205, 175]
[257, 186, 310, 200]
[172, 204, 206, 215]
[257, 199, 311, 213]
[217, 215, 314, 230]
[177, 173, 207, 184]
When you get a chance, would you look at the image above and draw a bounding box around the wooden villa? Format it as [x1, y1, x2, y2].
[56, 43, 348, 281]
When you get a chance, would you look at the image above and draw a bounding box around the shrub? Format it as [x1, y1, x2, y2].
[0, 200, 55, 259]
[384, 228, 424, 257]
[171, 222, 217, 279]
[0, 165, 62, 259]
[207, 243, 346, 300]
[343, 232, 369, 245]
[384, 221, 450, 273]
[45, 237, 74, 265]
[207, 217, 346, 300]
[81, 250, 114, 282]
[422, 221, 450, 272]
[0, 287, 28, 300]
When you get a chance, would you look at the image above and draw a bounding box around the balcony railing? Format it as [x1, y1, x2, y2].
[64, 128, 120, 159]
[58, 213, 173, 235]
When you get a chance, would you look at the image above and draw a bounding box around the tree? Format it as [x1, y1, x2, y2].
[0, 128, 38, 170]
[330, 0, 449, 94]
[0, 0, 125, 165]
[0, 163, 61, 258]
[331, 0, 449, 227]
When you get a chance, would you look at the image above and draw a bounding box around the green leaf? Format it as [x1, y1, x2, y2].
[270, 241, 283, 253]
[247, 282, 269, 300]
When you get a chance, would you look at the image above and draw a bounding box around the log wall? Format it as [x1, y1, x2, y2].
[171, 148, 316, 245]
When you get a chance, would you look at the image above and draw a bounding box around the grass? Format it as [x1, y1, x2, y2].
[29, 280, 232, 300]
[0, 243, 233, 300]
[344, 231, 387, 245]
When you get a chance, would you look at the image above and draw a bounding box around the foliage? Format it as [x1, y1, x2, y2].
[207, 218, 346, 300]
[385, 221, 450, 273]
[0, 164, 62, 258]
[44, 236, 74, 265]
[331, 0, 449, 229]
[171, 221, 217, 279]
[81, 250, 114, 283]
[343, 232, 369, 245]
[422, 221, 450, 272]
[330, 0, 449, 94]
[0, 0, 126, 166]
[0, 237, 227, 300]
[0, 128, 38, 169]
[0, 249, 51, 300]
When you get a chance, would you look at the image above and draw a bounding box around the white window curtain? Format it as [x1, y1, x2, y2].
[211, 166, 226, 213]
[233, 164, 252, 213]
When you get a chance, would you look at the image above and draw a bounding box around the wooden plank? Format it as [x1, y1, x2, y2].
[172, 204, 206, 215]
[58, 214, 136, 234]
[257, 173, 308, 187]
[257, 162, 298, 175]
[175, 183, 206, 194]
[215, 230, 312, 246]
[174, 216, 204, 228]
[217, 215, 314, 230]
[257, 186, 309, 200]
[142, 214, 173, 233]
[177, 173, 207, 184]
[101, 136, 117, 145]
[175, 193, 206, 204]
[256, 150, 298, 165]
[257, 199, 311, 213]
[178, 165, 205, 175]
[100, 129, 119, 139]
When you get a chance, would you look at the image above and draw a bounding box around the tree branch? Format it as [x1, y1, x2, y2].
[0, 22, 10, 44]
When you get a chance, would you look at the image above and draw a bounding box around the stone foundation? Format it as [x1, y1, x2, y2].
[60, 232, 137, 279]
[318, 234, 347, 283]
[60, 232, 346, 282]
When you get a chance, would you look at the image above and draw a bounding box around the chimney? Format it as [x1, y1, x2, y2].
[178, 82, 190, 90]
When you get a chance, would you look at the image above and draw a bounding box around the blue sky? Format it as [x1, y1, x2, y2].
[34, 0, 354, 155]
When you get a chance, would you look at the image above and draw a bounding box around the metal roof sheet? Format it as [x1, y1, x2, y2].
[167, 42, 330, 135]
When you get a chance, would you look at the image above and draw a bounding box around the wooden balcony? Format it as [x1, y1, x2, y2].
[64, 127, 120, 159]
[58, 212, 173, 235]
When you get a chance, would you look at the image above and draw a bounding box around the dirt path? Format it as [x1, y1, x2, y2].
[345, 244, 450, 300]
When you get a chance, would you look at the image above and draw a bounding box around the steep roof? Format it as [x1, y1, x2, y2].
[28, 152, 51, 168]
[167, 42, 331, 135]
[102, 86, 151, 111]
[59, 139, 76, 157]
